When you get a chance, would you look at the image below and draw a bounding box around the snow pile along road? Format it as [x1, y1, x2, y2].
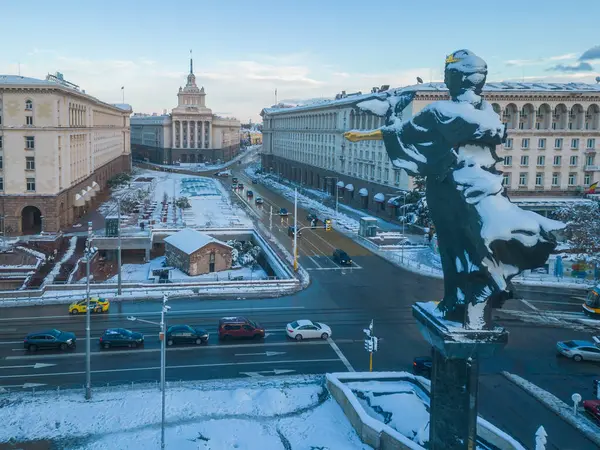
[0, 376, 369, 450]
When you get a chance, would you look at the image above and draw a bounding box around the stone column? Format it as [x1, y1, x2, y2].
[172, 121, 176, 149]
[207, 121, 212, 148]
[200, 121, 205, 149]
[179, 121, 183, 149]
[186, 121, 190, 149]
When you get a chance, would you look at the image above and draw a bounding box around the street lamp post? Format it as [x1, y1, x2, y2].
[128, 294, 170, 450]
[84, 221, 95, 400]
[293, 188, 298, 271]
[401, 192, 407, 263]
[117, 197, 122, 296]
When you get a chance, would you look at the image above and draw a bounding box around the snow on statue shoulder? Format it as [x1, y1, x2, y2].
[344, 49, 565, 329]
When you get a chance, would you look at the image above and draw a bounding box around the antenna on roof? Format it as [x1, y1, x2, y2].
[596, 76, 600, 84]
[416, 77, 423, 84]
[18, 61, 20, 76]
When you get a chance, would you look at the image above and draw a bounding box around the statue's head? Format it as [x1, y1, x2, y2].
[444, 49, 488, 103]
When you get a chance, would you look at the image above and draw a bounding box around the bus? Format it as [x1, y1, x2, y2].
[583, 285, 600, 318]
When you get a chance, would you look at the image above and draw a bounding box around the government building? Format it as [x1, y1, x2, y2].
[131, 57, 241, 165]
[0, 73, 131, 235]
[260, 82, 600, 218]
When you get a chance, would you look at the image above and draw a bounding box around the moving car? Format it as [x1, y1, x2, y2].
[218, 317, 265, 340]
[69, 298, 110, 315]
[583, 399, 600, 423]
[99, 328, 144, 349]
[332, 249, 352, 266]
[232, 177, 238, 183]
[556, 339, 600, 361]
[232, 183, 238, 189]
[246, 190, 254, 198]
[24, 329, 76, 352]
[255, 197, 264, 205]
[166, 325, 209, 346]
[288, 226, 301, 237]
[286, 320, 331, 341]
[279, 207, 289, 216]
[252, 178, 258, 184]
[237, 183, 244, 190]
[306, 213, 320, 224]
[412, 356, 432, 378]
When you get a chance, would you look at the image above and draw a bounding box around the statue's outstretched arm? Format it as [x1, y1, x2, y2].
[343, 129, 383, 142]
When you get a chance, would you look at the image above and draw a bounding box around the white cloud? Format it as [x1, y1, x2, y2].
[505, 53, 578, 67]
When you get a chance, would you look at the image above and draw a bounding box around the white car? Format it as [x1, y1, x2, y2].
[286, 320, 332, 341]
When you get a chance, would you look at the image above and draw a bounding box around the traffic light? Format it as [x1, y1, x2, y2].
[364, 338, 373, 353]
[325, 219, 332, 231]
[372, 337, 379, 352]
[594, 379, 600, 399]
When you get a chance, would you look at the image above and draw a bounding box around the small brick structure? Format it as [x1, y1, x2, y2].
[164, 228, 232, 276]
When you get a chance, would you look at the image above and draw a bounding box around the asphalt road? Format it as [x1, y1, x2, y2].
[1, 163, 598, 450]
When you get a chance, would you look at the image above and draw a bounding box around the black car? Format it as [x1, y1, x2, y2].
[255, 197, 264, 205]
[237, 183, 244, 190]
[332, 249, 352, 266]
[99, 328, 144, 349]
[307, 213, 320, 224]
[24, 329, 76, 352]
[279, 207, 289, 216]
[252, 178, 258, 184]
[288, 226, 301, 237]
[166, 325, 209, 346]
[247, 190, 254, 198]
[413, 356, 432, 378]
[232, 177, 238, 183]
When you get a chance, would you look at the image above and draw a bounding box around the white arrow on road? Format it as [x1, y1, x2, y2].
[0, 383, 46, 392]
[240, 369, 296, 378]
[234, 351, 286, 357]
[0, 363, 56, 370]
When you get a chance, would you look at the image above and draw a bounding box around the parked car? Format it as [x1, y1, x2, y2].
[99, 328, 144, 349]
[232, 177, 238, 183]
[218, 317, 265, 340]
[24, 329, 76, 352]
[69, 298, 110, 315]
[166, 325, 209, 346]
[252, 178, 258, 184]
[288, 226, 301, 237]
[255, 197, 264, 205]
[583, 399, 600, 423]
[279, 207, 289, 216]
[556, 340, 600, 362]
[412, 356, 432, 378]
[332, 249, 352, 266]
[286, 320, 331, 341]
[247, 190, 254, 198]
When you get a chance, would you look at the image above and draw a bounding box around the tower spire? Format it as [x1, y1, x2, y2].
[190, 49, 193, 74]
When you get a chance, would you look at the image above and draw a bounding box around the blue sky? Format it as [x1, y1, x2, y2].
[2, 0, 599, 122]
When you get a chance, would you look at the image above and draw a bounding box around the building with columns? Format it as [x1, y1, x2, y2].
[131, 56, 240, 165]
[261, 82, 600, 220]
[0, 73, 131, 235]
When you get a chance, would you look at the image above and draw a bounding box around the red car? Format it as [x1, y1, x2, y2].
[218, 317, 265, 340]
[583, 399, 600, 423]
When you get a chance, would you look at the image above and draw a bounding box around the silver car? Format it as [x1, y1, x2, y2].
[556, 340, 600, 362]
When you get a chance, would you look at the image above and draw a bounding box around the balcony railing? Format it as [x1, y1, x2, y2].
[584, 165, 600, 171]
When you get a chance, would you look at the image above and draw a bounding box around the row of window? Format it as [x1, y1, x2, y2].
[503, 155, 595, 167]
[504, 137, 596, 150]
[0, 177, 35, 192]
[502, 172, 592, 187]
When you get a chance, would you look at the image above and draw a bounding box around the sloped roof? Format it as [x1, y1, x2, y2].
[164, 228, 231, 255]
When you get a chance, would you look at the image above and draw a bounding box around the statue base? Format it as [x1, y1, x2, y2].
[412, 302, 509, 450]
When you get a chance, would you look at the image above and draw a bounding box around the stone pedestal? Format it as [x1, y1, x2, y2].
[413, 302, 509, 450]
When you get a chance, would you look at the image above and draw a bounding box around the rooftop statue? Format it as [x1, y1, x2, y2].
[345, 49, 564, 329]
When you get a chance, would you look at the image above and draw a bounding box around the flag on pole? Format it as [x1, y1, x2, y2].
[121, 86, 124, 90]
[275, 88, 277, 96]
[587, 181, 598, 194]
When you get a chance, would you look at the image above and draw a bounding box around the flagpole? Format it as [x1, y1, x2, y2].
[275, 88, 278, 105]
[122, 87, 125, 104]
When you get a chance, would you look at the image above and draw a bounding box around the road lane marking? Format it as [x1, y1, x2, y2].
[0, 362, 56, 370]
[0, 382, 46, 389]
[3, 339, 353, 360]
[327, 338, 355, 372]
[0, 358, 344, 380]
[234, 351, 286, 357]
[240, 369, 295, 377]
[0, 306, 306, 322]
[308, 256, 322, 268]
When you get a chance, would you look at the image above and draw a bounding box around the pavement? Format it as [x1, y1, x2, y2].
[1, 163, 599, 450]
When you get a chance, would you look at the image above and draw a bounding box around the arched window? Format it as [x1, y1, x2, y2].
[25, 99, 33, 111]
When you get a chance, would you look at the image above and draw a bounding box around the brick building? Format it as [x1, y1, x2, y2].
[164, 228, 232, 276]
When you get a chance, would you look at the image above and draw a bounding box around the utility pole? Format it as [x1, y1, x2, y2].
[293, 188, 298, 271]
[363, 320, 377, 372]
[117, 197, 122, 295]
[85, 221, 93, 400]
[160, 294, 168, 449]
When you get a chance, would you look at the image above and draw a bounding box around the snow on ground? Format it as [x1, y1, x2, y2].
[0, 376, 369, 450]
[43, 236, 77, 285]
[107, 256, 268, 283]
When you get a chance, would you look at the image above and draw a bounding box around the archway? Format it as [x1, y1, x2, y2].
[21, 206, 42, 234]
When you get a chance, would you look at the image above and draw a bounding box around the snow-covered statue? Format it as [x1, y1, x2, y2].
[345, 49, 564, 328]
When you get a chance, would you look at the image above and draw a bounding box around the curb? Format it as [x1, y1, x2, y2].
[501, 371, 600, 448]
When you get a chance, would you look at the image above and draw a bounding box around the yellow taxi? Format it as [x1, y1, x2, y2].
[69, 298, 110, 315]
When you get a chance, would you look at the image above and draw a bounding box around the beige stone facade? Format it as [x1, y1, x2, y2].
[261, 83, 600, 218]
[0, 74, 131, 234]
